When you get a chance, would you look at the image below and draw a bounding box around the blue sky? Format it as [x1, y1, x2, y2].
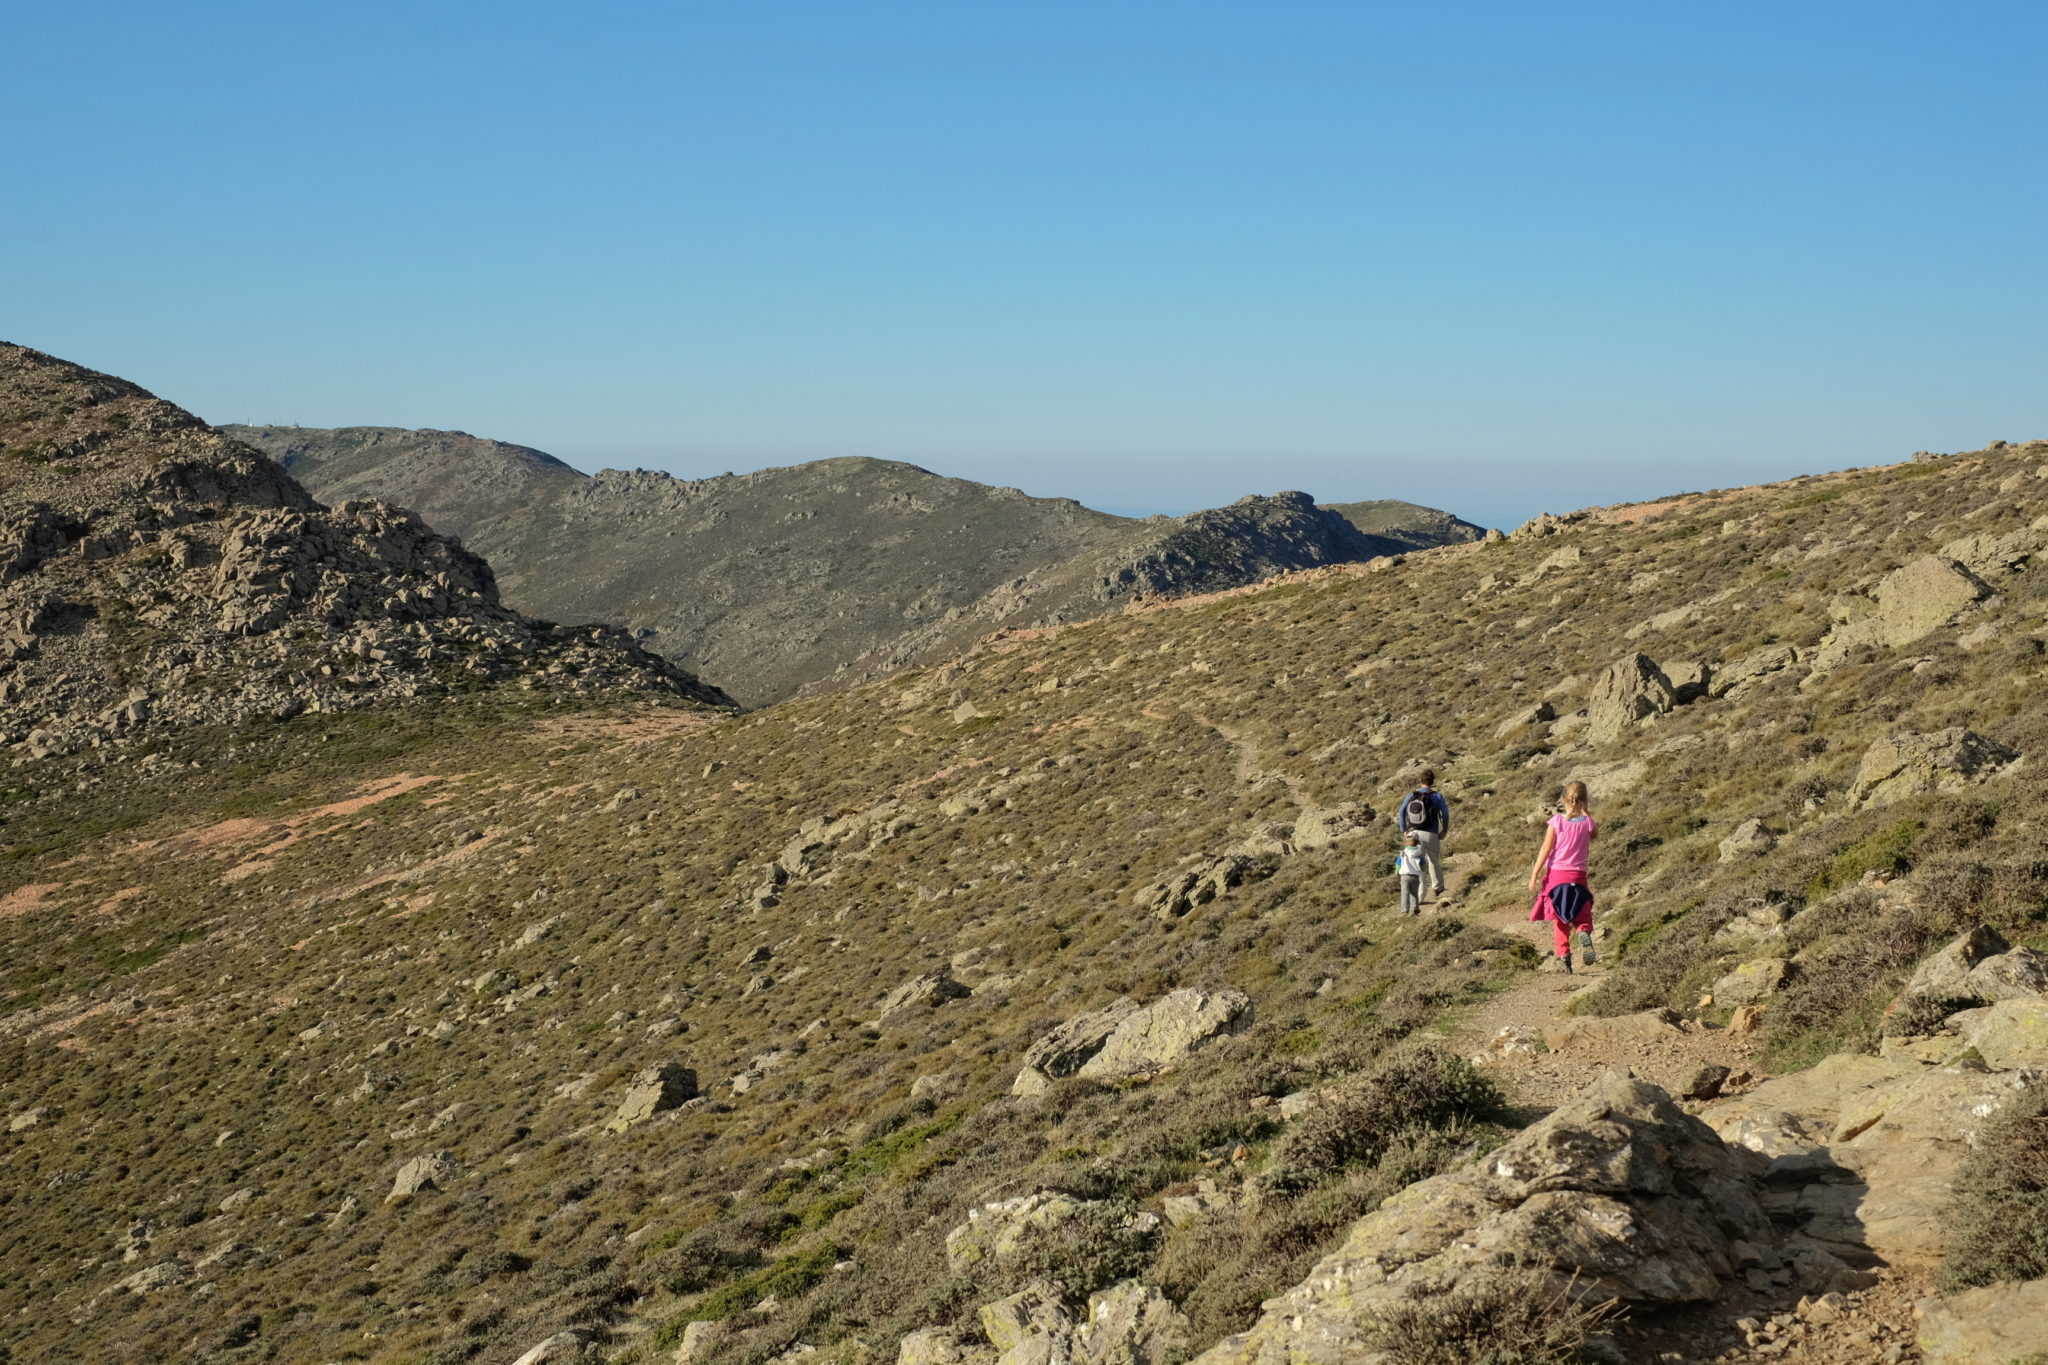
[4, 2, 2043, 528]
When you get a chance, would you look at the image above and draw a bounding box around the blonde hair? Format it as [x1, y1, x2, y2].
[1561, 780, 1590, 816]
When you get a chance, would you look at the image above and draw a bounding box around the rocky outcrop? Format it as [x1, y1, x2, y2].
[0, 344, 732, 756]
[943, 1192, 1160, 1274]
[1195, 1070, 1837, 1365]
[1847, 728, 2019, 808]
[1717, 818, 1777, 861]
[1899, 926, 2048, 1006]
[872, 970, 973, 1026]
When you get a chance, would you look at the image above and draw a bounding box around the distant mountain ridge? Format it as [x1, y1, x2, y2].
[226, 425, 1485, 704]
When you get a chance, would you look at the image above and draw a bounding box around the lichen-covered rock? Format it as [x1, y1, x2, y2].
[1952, 998, 2048, 1071]
[1076, 988, 1253, 1080]
[1703, 1054, 2035, 1267]
[1193, 1070, 1777, 1365]
[1901, 926, 2048, 1010]
[1076, 1280, 1191, 1365]
[1848, 728, 2019, 809]
[945, 1192, 1091, 1272]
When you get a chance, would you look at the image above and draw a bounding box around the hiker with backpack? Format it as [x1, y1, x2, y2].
[1397, 770, 1450, 902]
[1528, 779, 1598, 973]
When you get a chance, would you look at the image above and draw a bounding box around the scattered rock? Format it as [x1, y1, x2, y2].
[1680, 1065, 1732, 1101]
[1133, 854, 1275, 920]
[7, 1106, 47, 1132]
[675, 1319, 732, 1364]
[1289, 802, 1377, 850]
[1848, 728, 2019, 808]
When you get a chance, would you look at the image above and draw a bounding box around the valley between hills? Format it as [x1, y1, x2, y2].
[4, 343, 2048, 1365]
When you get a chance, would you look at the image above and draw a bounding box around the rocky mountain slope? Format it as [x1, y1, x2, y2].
[227, 425, 1482, 706]
[4, 426, 2048, 1365]
[0, 346, 733, 759]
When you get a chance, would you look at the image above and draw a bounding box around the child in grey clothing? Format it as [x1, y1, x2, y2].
[1395, 833, 1425, 915]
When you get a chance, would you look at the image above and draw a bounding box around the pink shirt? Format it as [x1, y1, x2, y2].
[1548, 813, 1595, 873]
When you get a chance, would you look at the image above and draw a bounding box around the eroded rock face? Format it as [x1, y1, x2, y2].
[1848, 728, 2019, 808]
[1195, 1070, 1791, 1365]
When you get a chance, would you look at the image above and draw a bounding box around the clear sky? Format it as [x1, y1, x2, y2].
[4, 3, 2043, 528]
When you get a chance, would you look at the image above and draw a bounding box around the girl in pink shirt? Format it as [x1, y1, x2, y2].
[1528, 780, 1597, 972]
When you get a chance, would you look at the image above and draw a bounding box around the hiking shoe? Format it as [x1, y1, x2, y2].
[1578, 930, 1597, 964]
[1560, 951, 1573, 975]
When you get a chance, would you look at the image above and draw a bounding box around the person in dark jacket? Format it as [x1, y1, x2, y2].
[1396, 769, 1450, 901]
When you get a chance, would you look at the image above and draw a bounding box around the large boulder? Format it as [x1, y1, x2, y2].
[387, 1150, 460, 1203]
[1192, 1070, 1790, 1365]
[872, 970, 972, 1025]
[1012, 998, 1143, 1096]
[1916, 1277, 2048, 1365]
[607, 1061, 698, 1132]
[1717, 818, 1777, 862]
[1076, 988, 1253, 1080]
[1813, 555, 1993, 669]
[1847, 728, 2019, 809]
[1586, 653, 1677, 742]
